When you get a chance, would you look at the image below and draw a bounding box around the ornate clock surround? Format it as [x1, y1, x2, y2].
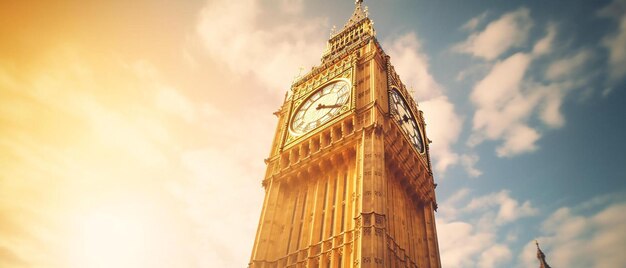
[283, 60, 357, 149]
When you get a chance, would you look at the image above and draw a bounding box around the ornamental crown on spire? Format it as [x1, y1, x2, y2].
[344, 0, 368, 29]
[320, 0, 375, 63]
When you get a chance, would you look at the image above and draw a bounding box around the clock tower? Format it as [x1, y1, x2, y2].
[249, 1, 442, 267]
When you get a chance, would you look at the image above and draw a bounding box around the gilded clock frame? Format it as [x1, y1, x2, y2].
[283, 67, 355, 149]
[288, 78, 352, 136]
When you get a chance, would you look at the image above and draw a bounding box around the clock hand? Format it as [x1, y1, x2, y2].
[398, 114, 410, 124]
[316, 103, 342, 110]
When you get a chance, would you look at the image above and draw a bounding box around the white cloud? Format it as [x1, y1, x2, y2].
[461, 12, 489, 31]
[596, 0, 626, 19]
[461, 153, 482, 178]
[386, 33, 445, 100]
[471, 53, 532, 110]
[196, 0, 327, 97]
[539, 85, 566, 128]
[441, 190, 626, 268]
[437, 189, 536, 267]
[438, 188, 470, 219]
[467, 35, 580, 156]
[518, 199, 626, 268]
[421, 96, 463, 173]
[598, 0, 626, 83]
[495, 124, 540, 157]
[532, 23, 557, 56]
[438, 220, 501, 267]
[463, 6, 613, 158]
[468, 52, 543, 156]
[454, 8, 533, 60]
[464, 190, 538, 226]
[546, 49, 592, 81]
[441, 191, 626, 268]
[385, 33, 464, 175]
[602, 9, 626, 83]
[478, 244, 512, 268]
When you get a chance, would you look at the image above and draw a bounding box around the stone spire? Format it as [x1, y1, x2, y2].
[536, 241, 552, 268]
[344, 0, 368, 29]
[319, 0, 375, 63]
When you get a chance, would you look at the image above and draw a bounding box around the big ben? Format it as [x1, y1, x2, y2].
[249, 1, 442, 267]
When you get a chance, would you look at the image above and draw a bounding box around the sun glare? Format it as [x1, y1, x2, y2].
[68, 203, 158, 268]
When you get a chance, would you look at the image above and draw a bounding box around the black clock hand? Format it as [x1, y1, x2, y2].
[316, 104, 342, 110]
[398, 114, 410, 124]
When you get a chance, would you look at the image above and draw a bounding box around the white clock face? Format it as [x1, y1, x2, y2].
[389, 89, 425, 153]
[291, 80, 351, 136]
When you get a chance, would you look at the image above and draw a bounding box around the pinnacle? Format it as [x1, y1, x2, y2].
[535, 241, 552, 268]
[344, 0, 368, 29]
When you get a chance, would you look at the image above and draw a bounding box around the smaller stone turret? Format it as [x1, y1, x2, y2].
[536, 241, 552, 268]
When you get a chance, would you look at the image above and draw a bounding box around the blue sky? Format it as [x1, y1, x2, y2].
[0, 0, 625, 267]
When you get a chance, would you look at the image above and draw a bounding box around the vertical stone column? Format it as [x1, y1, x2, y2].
[343, 147, 357, 268]
[358, 125, 386, 267]
[300, 166, 317, 252]
[425, 202, 441, 268]
[250, 179, 284, 264]
[275, 182, 296, 260]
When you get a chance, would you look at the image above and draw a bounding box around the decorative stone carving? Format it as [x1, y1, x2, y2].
[325, 241, 332, 250]
[363, 214, 371, 226]
[375, 228, 383, 236]
[375, 214, 384, 226]
[363, 227, 372, 236]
